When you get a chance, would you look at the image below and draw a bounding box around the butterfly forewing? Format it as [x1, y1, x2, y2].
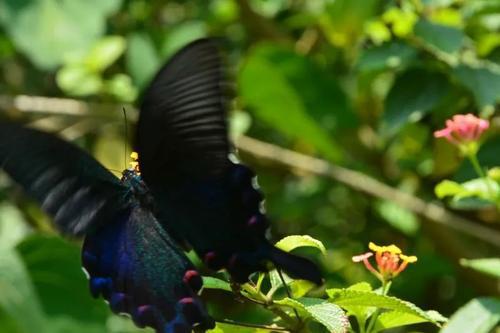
[0, 122, 214, 332]
[137, 38, 231, 183]
[0, 122, 128, 235]
[136, 39, 322, 285]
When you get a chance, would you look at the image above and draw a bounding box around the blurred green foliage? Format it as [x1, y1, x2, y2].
[0, 0, 499, 332]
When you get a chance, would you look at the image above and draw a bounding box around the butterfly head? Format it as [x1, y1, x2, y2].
[121, 152, 153, 204]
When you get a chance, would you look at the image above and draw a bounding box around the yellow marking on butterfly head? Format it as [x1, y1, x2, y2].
[129, 151, 140, 174]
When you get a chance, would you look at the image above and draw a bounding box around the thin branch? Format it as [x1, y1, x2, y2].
[2, 94, 500, 247]
[235, 136, 500, 247]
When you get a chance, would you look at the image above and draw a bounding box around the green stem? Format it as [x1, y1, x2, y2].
[469, 154, 486, 179]
[468, 154, 496, 202]
[365, 280, 392, 333]
[238, 282, 301, 331]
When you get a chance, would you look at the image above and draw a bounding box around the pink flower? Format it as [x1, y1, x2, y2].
[434, 114, 489, 145]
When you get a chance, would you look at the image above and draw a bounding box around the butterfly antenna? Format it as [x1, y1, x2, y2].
[122, 107, 129, 170]
[277, 268, 302, 323]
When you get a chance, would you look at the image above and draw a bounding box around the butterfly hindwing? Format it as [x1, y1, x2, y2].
[137, 39, 322, 284]
[82, 205, 214, 333]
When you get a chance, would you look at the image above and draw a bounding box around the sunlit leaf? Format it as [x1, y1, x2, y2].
[374, 311, 433, 332]
[56, 66, 102, 96]
[0, 0, 123, 69]
[275, 297, 349, 333]
[126, 32, 160, 89]
[460, 258, 500, 278]
[375, 200, 420, 236]
[441, 297, 500, 333]
[275, 235, 326, 255]
[104, 73, 138, 102]
[202, 276, 232, 292]
[208, 322, 267, 332]
[0, 203, 30, 249]
[161, 21, 207, 58]
[326, 288, 447, 326]
[85, 36, 126, 72]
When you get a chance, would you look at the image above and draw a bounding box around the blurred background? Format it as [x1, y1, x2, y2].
[0, 0, 499, 332]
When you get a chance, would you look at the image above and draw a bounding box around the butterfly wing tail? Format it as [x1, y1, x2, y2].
[266, 245, 322, 285]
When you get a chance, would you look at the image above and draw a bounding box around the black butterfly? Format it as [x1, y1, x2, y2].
[0, 38, 321, 332]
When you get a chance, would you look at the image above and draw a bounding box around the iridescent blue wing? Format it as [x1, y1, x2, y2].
[136, 39, 322, 284]
[83, 205, 214, 333]
[0, 122, 214, 332]
[0, 122, 127, 236]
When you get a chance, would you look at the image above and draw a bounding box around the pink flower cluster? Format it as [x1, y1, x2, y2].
[434, 113, 489, 145]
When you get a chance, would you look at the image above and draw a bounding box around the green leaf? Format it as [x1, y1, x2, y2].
[56, 66, 102, 96]
[0, 203, 29, 250]
[453, 63, 500, 108]
[0, 0, 123, 69]
[383, 69, 450, 135]
[275, 235, 326, 255]
[202, 276, 232, 292]
[326, 288, 447, 326]
[375, 200, 420, 236]
[435, 180, 465, 199]
[239, 50, 344, 161]
[457, 178, 499, 200]
[275, 297, 349, 333]
[357, 41, 418, 72]
[208, 322, 267, 332]
[104, 73, 138, 102]
[16, 235, 109, 323]
[339, 283, 376, 324]
[374, 311, 433, 332]
[435, 178, 499, 206]
[126, 32, 160, 89]
[268, 270, 314, 298]
[441, 297, 500, 333]
[160, 21, 207, 58]
[460, 258, 500, 278]
[414, 19, 465, 54]
[84, 36, 126, 72]
[0, 246, 47, 333]
[229, 111, 252, 141]
[251, 45, 357, 130]
[347, 282, 373, 292]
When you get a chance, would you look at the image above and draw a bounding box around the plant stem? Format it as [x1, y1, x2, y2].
[238, 281, 301, 331]
[365, 280, 391, 333]
[468, 154, 497, 203]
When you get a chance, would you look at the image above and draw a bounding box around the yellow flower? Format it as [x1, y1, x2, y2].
[354, 242, 418, 282]
[400, 255, 417, 263]
[369, 242, 401, 254]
